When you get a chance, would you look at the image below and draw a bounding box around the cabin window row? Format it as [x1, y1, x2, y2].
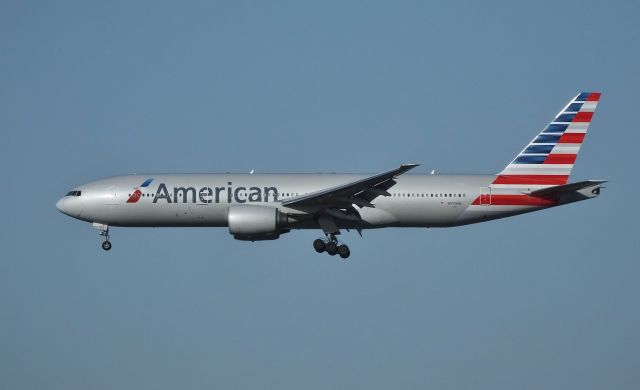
[126, 192, 466, 198]
[392, 193, 466, 198]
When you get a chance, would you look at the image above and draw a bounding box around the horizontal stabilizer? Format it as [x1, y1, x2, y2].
[527, 180, 607, 197]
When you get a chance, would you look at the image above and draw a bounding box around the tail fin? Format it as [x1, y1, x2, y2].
[494, 92, 601, 186]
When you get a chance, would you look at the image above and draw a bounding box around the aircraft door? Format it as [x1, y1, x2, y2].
[106, 185, 120, 205]
[479, 187, 491, 205]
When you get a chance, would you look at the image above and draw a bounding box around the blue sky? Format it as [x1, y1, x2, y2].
[1, 1, 639, 389]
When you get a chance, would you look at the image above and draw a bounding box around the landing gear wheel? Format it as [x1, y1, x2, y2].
[101, 240, 112, 251]
[313, 239, 326, 253]
[338, 244, 350, 259]
[325, 241, 338, 256]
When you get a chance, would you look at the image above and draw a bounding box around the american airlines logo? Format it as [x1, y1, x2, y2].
[126, 178, 154, 203]
[128, 179, 280, 204]
[154, 183, 279, 204]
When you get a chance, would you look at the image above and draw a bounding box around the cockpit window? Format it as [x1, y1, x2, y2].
[66, 190, 82, 197]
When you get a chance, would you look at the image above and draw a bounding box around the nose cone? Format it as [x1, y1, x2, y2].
[56, 197, 70, 215]
[56, 196, 84, 218]
[56, 197, 65, 212]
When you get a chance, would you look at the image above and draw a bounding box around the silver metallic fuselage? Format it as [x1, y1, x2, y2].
[55, 173, 558, 230]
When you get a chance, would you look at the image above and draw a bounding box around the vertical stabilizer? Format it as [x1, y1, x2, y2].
[495, 92, 601, 186]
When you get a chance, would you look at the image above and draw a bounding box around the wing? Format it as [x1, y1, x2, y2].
[281, 164, 419, 209]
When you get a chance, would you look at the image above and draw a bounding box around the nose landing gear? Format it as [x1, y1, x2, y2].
[93, 222, 112, 251]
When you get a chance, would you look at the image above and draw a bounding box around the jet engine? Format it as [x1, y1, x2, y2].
[227, 205, 289, 241]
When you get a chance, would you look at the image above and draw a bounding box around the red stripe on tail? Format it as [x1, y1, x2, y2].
[544, 154, 577, 164]
[493, 175, 569, 185]
[587, 92, 601, 101]
[557, 133, 585, 143]
[573, 112, 593, 122]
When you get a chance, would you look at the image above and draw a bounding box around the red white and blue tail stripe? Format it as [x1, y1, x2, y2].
[494, 92, 600, 186]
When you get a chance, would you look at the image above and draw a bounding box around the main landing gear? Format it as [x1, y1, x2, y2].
[93, 222, 112, 251]
[313, 234, 351, 259]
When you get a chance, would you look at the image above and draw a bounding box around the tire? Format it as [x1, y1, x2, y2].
[313, 239, 326, 253]
[101, 241, 112, 251]
[338, 244, 350, 259]
[325, 241, 338, 256]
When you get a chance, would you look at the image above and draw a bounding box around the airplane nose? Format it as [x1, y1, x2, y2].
[56, 197, 68, 214]
[56, 195, 86, 219]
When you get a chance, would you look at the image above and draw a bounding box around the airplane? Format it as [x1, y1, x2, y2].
[56, 92, 605, 259]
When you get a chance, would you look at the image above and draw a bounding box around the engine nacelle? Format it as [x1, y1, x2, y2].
[227, 205, 289, 241]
